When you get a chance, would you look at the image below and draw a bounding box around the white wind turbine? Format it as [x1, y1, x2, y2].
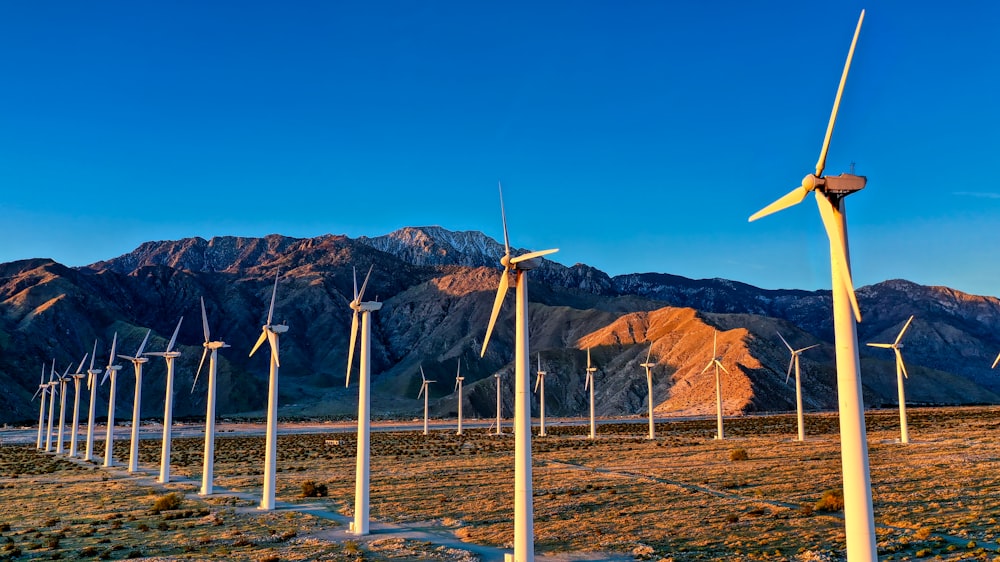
[454, 360, 465, 436]
[777, 332, 819, 442]
[101, 333, 122, 467]
[867, 315, 915, 444]
[584, 348, 597, 439]
[480, 183, 558, 562]
[55, 362, 71, 454]
[248, 272, 287, 512]
[193, 297, 229, 496]
[345, 265, 379, 535]
[118, 329, 151, 473]
[640, 346, 656, 440]
[33, 364, 48, 450]
[67, 352, 89, 457]
[747, 10, 875, 560]
[84, 340, 103, 461]
[418, 366, 435, 435]
[534, 353, 547, 437]
[146, 317, 183, 483]
[700, 330, 729, 440]
[493, 372, 503, 435]
[44, 360, 58, 452]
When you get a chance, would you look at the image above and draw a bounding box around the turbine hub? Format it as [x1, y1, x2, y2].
[802, 174, 823, 192]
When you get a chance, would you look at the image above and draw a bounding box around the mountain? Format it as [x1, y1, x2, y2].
[1, 225, 999, 426]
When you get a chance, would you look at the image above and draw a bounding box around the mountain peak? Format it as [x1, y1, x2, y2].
[357, 226, 505, 268]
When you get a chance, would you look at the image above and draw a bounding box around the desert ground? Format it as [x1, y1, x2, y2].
[3, 408, 1000, 561]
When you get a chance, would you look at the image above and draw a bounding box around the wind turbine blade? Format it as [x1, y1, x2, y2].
[166, 316, 183, 353]
[346, 311, 359, 386]
[587, 348, 592, 369]
[867, 343, 892, 349]
[352, 266, 359, 301]
[716, 360, 730, 375]
[418, 384, 425, 399]
[249, 330, 268, 358]
[786, 356, 794, 384]
[62, 364, 71, 378]
[107, 332, 118, 368]
[193, 348, 209, 392]
[993, 351, 1000, 370]
[76, 353, 89, 374]
[510, 248, 559, 264]
[32, 387, 41, 401]
[498, 181, 510, 257]
[701, 360, 715, 374]
[748, 185, 810, 222]
[815, 9, 865, 178]
[357, 265, 374, 303]
[420, 366, 427, 383]
[584, 374, 590, 391]
[645, 345, 653, 365]
[100, 370, 110, 386]
[39, 363, 46, 385]
[201, 297, 211, 343]
[896, 349, 909, 379]
[136, 329, 152, 357]
[534, 374, 541, 393]
[90, 340, 98, 371]
[894, 315, 915, 346]
[457, 359, 462, 379]
[266, 272, 279, 325]
[480, 269, 509, 357]
[776, 331, 794, 353]
[815, 192, 861, 322]
[797, 344, 820, 353]
[267, 331, 280, 367]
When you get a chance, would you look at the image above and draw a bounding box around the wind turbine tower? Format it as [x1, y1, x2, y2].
[418, 366, 435, 435]
[701, 330, 729, 440]
[494, 373, 503, 435]
[345, 265, 379, 535]
[194, 297, 229, 496]
[454, 360, 464, 436]
[640, 346, 656, 440]
[584, 348, 597, 439]
[68, 353, 89, 457]
[33, 364, 47, 449]
[480, 183, 558, 562]
[147, 317, 183, 483]
[777, 332, 819, 442]
[248, 272, 287, 512]
[101, 333, 121, 467]
[534, 353, 546, 437]
[55, 363, 71, 454]
[119, 329, 151, 473]
[747, 11, 875, 560]
[84, 341, 103, 461]
[866, 315, 915, 444]
[45, 361, 59, 452]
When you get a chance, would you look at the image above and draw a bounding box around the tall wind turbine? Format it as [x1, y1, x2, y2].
[479, 183, 558, 562]
[67, 353, 89, 457]
[747, 10, 875, 560]
[101, 333, 121, 467]
[418, 366, 435, 435]
[118, 329, 151, 473]
[54, 362, 71, 454]
[33, 364, 48, 450]
[777, 332, 819, 442]
[701, 330, 728, 440]
[640, 346, 656, 440]
[454, 360, 465, 436]
[45, 360, 58, 452]
[194, 297, 229, 496]
[146, 317, 183, 483]
[493, 373, 503, 435]
[84, 341, 103, 461]
[249, 272, 287, 512]
[584, 348, 597, 439]
[866, 315, 915, 444]
[534, 353, 547, 437]
[345, 265, 379, 535]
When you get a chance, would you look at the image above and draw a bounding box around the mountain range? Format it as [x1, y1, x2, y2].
[2, 225, 999, 426]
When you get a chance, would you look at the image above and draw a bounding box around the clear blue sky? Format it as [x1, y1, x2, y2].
[2, 2, 999, 297]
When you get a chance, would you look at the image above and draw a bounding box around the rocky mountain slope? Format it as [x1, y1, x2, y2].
[2, 225, 999, 426]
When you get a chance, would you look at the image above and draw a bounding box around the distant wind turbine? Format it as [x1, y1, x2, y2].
[67, 352, 89, 457]
[777, 332, 819, 442]
[640, 346, 656, 440]
[454, 360, 464, 436]
[584, 348, 597, 439]
[118, 329, 151, 473]
[534, 353, 547, 437]
[866, 315, 915, 444]
[345, 265, 379, 535]
[33, 364, 47, 450]
[146, 316, 183, 483]
[193, 297, 229, 496]
[101, 333, 121, 467]
[418, 366, 435, 436]
[248, 272, 287, 511]
[701, 330, 728, 440]
[44, 360, 59, 452]
[84, 340, 103, 461]
[479, 182, 558, 562]
[55, 362, 71, 454]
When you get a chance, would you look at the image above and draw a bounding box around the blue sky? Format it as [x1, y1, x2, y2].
[2, 2, 1000, 297]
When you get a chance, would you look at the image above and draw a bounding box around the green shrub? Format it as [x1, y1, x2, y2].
[814, 489, 845, 512]
[152, 492, 183, 513]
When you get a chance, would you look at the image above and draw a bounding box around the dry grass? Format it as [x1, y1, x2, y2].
[3, 407, 1000, 560]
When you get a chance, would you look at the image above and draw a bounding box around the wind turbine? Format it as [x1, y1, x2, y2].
[584, 348, 597, 439]
[418, 366, 435, 435]
[54, 362, 71, 454]
[67, 352, 89, 457]
[479, 183, 558, 562]
[345, 265, 379, 535]
[44, 360, 59, 452]
[193, 297, 229, 496]
[747, 10, 875, 560]
[640, 346, 656, 440]
[454, 360, 464, 436]
[84, 340, 103, 461]
[777, 332, 819, 442]
[534, 353, 546, 437]
[248, 272, 287, 512]
[118, 328, 151, 473]
[866, 315, 915, 444]
[146, 317, 183, 483]
[101, 333, 121, 467]
[493, 373, 503, 435]
[33, 364, 48, 450]
[701, 330, 729, 440]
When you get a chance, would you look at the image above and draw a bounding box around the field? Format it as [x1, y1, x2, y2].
[3, 407, 1000, 561]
